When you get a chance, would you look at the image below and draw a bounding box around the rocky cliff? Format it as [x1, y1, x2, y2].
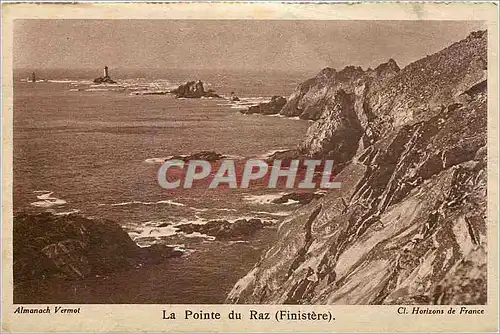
[227, 30, 488, 305]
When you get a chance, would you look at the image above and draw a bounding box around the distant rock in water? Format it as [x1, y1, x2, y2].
[93, 65, 117, 84]
[271, 192, 325, 205]
[176, 218, 273, 240]
[230, 92, 241, 102]
[13, 213, 182, 282]
[171, 80, 221, 98]
[241, 95, 287, 115]
[93, 76, 117, 84]
[170, 151, 224, 162]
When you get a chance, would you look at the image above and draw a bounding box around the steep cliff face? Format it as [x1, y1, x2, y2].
[227, 30, 488, 305]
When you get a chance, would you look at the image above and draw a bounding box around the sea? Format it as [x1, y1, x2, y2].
[12, 68, 313, 303]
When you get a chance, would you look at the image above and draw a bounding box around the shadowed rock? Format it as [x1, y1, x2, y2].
[13, 213, 182, 282]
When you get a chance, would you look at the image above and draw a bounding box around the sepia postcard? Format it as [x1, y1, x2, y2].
[1, 1, 499, 332]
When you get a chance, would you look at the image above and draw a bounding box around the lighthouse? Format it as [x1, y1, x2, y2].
[93, 65, 116, 84]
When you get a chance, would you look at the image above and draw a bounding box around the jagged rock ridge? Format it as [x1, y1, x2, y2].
[227, 30, 487, 305]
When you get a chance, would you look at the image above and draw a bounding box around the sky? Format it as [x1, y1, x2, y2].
[14, 20, 485, 72]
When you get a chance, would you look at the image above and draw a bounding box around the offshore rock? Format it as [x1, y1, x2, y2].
[93, 76, 117, 84]
[227, 30, 488, 305]
[176, 218, 273, 240]
[171, 151, 224, 162]
[171, 80, 221, 98]
[13, 213, 182, 282]
[272, 192, 325, 205]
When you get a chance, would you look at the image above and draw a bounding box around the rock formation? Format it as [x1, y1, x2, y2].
[93, 76, 117, 84]
[176, 218, 273, 241]
[227, 30, 487, 305]
[13, 213, 182, 282]
[241, 96, 287, 115]
[230, 92, 241, 102]
[171, 80, 221, 98]
[170, 151, 225, 162]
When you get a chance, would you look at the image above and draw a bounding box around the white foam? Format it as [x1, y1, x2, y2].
[173, 218, 208, 226]
[243, 192, 287, 205]
[48, 79, 85, 84]
[30, 191, 67, 208]
[130, 90, 169, 96]
[54, 209, 81, 216]
[189, 207, 238, 213]
[222, 96, 272, 110]
[107, 199, 185, 207]
[144, 156, 174, 164]
[250, 211, 291, 217]
[230, 105, 251, 110]
[85, 88, 120, 92]
[182, 232, 216, 241]
[133, 225, 178, 241]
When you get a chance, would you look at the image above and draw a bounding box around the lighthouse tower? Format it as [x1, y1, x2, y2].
[104, 66, 109, 78]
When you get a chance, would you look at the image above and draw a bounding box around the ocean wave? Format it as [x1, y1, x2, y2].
[20, 79, 47, 83]
[189, 207, 238, 213]
[250, 210, 291, 217]
[228, 240, 249, 244]
[104, 199, 185, 207]
[174, 217, 208, 226]
[132, 225, 179, 246]
[219, 96, 272, 110]
[282, 199, 301, 205]
[85, 87, 125, 92]
[54, 209, 81, 216]
[181, 232, 216, 241]
[48, 79, 92, 84]
[131, 218, 216, 246]
[144, 154, 242, 165]
[129, 90, 170, 96]
[144, 156, 175, 164]
[30, 191, 67, 208]
[243, 192, 286, 205]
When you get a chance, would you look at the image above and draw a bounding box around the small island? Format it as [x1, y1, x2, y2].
[93, 66, 117, 84]
[170, 80, 221, 98]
